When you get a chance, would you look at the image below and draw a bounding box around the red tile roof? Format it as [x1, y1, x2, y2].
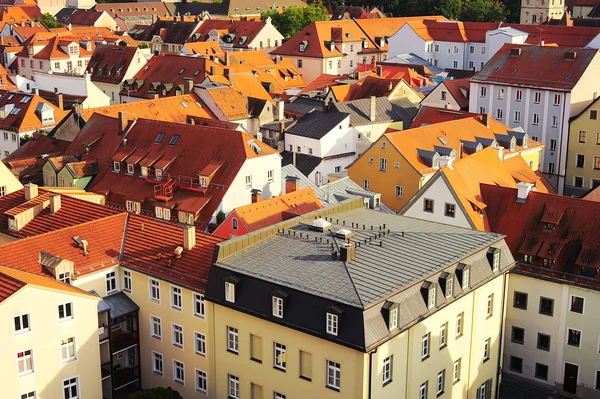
[298, 73, 349, 95]
[440, 78, 470, 109]
[65, 10, 105, 26]
[583, 185, 600, 201]
[410, 106, 478, 128]
[4, 133, 70, 163]
[0, 269, 25, 303]
[191, 19, 267, 49]
[471, 44, 598, 91]
[94, 2, 171, 18]
[86, 44, 141, 84]
[130, 19, 199, 45]
[0, 92, 68, 132]
[481, 184, 600, 284]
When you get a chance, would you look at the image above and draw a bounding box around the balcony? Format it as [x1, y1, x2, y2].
[114, 366, 141, 391]
[112, 331, 138, 355]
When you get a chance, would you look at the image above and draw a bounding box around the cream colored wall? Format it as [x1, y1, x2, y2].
[0, 285, 102, 399]
[566, 107, 600, 191]
[0, 232, 16, 244]
[213, 303, 366, 399]
[570, 54, 600, 117]
[0, 160, 23, 195]
[421, 84, 462, 110]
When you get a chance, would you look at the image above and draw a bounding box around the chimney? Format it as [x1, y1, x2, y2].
[285, 176, 300, 193]
[24, 183, 38, 200]
[516, 182, 534, 202]
[183, 77, 194, 94]
[50, 194, 61, 214]
[377, 64, 383, 76]
[481, 113, 489, 128]
[276, 99, 285, 121]
[275, 55, 281, 65]
[56, 92, 64, 110]
[340, 242, 356, 262]
[118, 111, 128, 134]
[387, 81, 393, 91]
[183, 225, 196, 250]
[67, 23, 72, 31]
[251, 188, 262, 203]
[370, 96, 376, 122]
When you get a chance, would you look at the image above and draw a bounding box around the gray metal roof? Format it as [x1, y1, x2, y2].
[286, 111, 349, 140]
[331, 97, 418, 127]
[285, 97, 324, 116]
[98, 292, 139, 320]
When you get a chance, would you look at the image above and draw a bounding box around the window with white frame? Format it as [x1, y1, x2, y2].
[150, 279, 160, 302]
[462, 269, 470, 289]
[456, 312, 464, 337]
[151, 316, 162, 339]
[379, 157, 387, 171]
[195, 332, 206, 357]
[272, 296, 283, 318]
[363, 179, 370, 190]
[274, 342, 287, 370]
[487, 294, 494, 317]
[483, 338, 490, 361]
[227, 326, 238, 353]
[172, 324, 184, 348]
[193, 293, 205, 318]
[127, 163, 134, 175]
[428, 287, 436, 308]
[327, 360, 341, 390]
[419, 381, 428, 399]
[437, 370, 445, 396]
[395, 185, 403, 198]
[533, 113, 540, 125]
[514, 111, 521, 123]
[553, 94, 561, 105]
[17, 350, 34, 375]
[552, 115, 559, 127]
[106, 271, 117, 294]
[534, 92, 541, 103]
[389, 308, 398, 330]
[497, 88, 505, 100]
[274, 393, 286, 399]
[516, 89, 522, 101]
[60, 337, 76, 363]
[383, 355, 392, 384]
[453, 359, 461, 382]
[422, 333, 430, 359]
[493, 251, 500, 271]
[225, 282, 235, 302]
[195, 369, 208, 395]
[171, 286, 182, 310]
[122, 270, 132, 293]
[441, 90, 447, 101]
[480, 86, 487, 98]
[446, 277, 453, 298]
[20, 391, 35, 399]
[58, 303, 73, 321]
[62, 377, 79, 399]
[496, 108, 503, 120]
[267, 169, 274, 182]
[229, 374, 240, 398]
[14, 314, 30, 333]
[326, 312, 338, 335]
[152, 351, 163, 375]
[173, 360, 185, 384]
[453, 61, 458, 68]
[113, 161, 121, 172]
[245, 175, 252, 188]
[440, 323, 447, 348]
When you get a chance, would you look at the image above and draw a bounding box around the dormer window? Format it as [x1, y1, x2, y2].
[523, 254, 534, 264]
[113, 161, 120, 172]
[381, 301, 398, 331]
[232, 218, 238, 230]
[329, 41, 335, 52]
[155, 168, 163, 180]
[126, 164, 134, 175]
[421, 282, 436, 309]
[362, 39, 368, 48]
[542, 258, 554, 268]
[224, 276, 240, 303]
[544, 223, 556, 231]
[8, 217, 16, 231]
[272, 290, 288, 318]
[456, 263, 470, 289]
[487, 248, 501, 271]
[509, 138, 516, 152]
[325, 306, 343, 336]
[428, 286, 436, 308]
[299, 41, 307, 52]
[439, 272, 454, 298]
[523, 136, 529, 148]
[58, 271, 71, 284]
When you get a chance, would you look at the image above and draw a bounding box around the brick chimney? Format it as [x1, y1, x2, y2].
[285, 176, 300, 193]
[118, 111, 128, 134]
[24, 183, 38, 200]
[183, 225, 196, 250]
[251, 189, 262, 203]
[50, 194, 61, 214]
[276, 99, 284, 121]
[481, 113, 489, 128]
[183, 77, 194, 94]
[370, 96, 376, 122]
[377, 64, 383, 76]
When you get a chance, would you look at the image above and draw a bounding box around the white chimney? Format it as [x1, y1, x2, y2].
[183, 225, 196, 250]
[276, 99, 285, 121]
[50, 194, 61, 214]
[24, 183, 38, 200]
[516, 182, 534, 202]
[438, 156, 454, 170]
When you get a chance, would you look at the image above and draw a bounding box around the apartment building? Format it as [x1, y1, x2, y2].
[347, 115, 544, 212]
[469, 44, 600, 193]
[206, 199, 515, 399]
[564, 95, 600, 196]
[481, 184, 600, 399]
[421, 78, 470, 111]
[190, 17, 284, 52]
[520, 0, 565, 23]
[129, 19, 201, 54]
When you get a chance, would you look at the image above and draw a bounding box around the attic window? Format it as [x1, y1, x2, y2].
[456, 263, 470, 289]
[362, 39, 368, 48]
[247, 140, 263, 154]
[299, 43, 306, 52]
[193, 70, 200, 76]
[168, 134, 180, 146]
[154, 133, 165, 144]
[438, 136, 448, 145]
[20, 96, 32, 104]
[544, 223, 556, 231]
[421, 281, 436, 309]
[10, 107, 21, 115]
[565, 73, 572, 79]
[487, 248, 501, 271]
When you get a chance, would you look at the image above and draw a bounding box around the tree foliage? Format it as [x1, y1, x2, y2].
[128, 387, 183, 399]
[261, 4, 329, 39]
[34, 13, 63, 29]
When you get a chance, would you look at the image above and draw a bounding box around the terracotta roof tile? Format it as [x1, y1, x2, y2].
[204, 84, 249, 119]
[410, 106, 478, 128]
[191, 19, 266, 49]
[130, 19, 198, 44]
[65, 10, 106, 26]
[86, 44, 142, 84]
[0, 92, 68, 132]
[94, 2, 171, 18]
[0, 268, 25, 303]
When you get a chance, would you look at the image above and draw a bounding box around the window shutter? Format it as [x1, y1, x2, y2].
[476, 387, 481, 398]
[485, 379, 492, 399]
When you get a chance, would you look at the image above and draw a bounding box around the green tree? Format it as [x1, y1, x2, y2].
[128, 387, 183, 399]
[261, 4, 328, 39]
[34, 13, 63, 29]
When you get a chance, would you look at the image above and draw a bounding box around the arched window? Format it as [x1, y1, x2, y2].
[232, 218, 238, 230]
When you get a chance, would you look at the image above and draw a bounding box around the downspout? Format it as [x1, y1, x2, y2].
[494, 272, 508, 399]
[466, 288, 476, 399]
[404, 327, 411, 399]
[557, 91, 568, 194]
[367, 347, 378, 399]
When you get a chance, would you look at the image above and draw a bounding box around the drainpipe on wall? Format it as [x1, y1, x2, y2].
[367, 347, 378, 399]
[495, 272, 508, 399]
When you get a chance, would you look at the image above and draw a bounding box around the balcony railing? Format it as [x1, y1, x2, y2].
[113, 366, 141, 391]
[111, 331, 138, 355]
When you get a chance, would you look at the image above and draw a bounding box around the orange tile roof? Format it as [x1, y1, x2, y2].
[298, 73, 350, 95]
[410, 106, 477, 128]
[440, 78, 470, 108]
[80, 94, 217, 122]
[205, 85, 249, 119]
[227, 71, 274, 104]
[0, 5, 41, 24]
[0, 92, 68, 132]
[220, 187, 322, 234]
[183, 41, 224, 58]
[0, 267, 25, 303]
[503, 155, 555, 193]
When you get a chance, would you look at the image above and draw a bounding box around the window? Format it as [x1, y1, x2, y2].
[534, 92, 541, 103]
[299, 350, 312, 380]
[552, 115, 559, 127]
[227, 326, 238, 353]
[395, 186, 403, 198]
[571, 296, 584, 313]
[193, 294, 205, 318]
[553, 94, 561, 105]
[123, 270, 132, 293]
[379, 158, 387, 171]
[232, 218, 238, 230]
[591, 109, 598, 120]
[446, 277, 453, 298]
[383, 356, 392, 385]
[362, 179, 370, 190]
[272, 296, 283, 318]
[576, 154, 585, 168]
[274, 343, 286, 371]
[510, 356, 523, 373]
[59, 337, 77, 363]
[548, 139, 557, 151]
[245, 175, 252, 188]
[14, 314, 30, 333]
[62, 377, 78, 399]
[195, 369, 207, 395]
[389, 308, 398, 330]
[537, 333, 551, 351]
[548, 162, 555, 174]
[113, 161, 121, 172]
[480, 86, 487, 98]
[274, 393, 286, 399]
[20, 391, 35, 399]
[435, 44, 439, 52]
[326, 360, 341, 390]
[58, 303, 73, 321]
[127, 164, 134, 175]
[229, 375, 240, 398]
[469, 61, 474, 69]
[453, 359, 461, 383]
[533, 113, 540, 125]
[422, 333, 430, 360]
[579, 130, 587, 143]
[496, 108, 503, 120]
[512, 327, 524, 344]
[456, 312, 463, 337]
[150, 279, 160, 302]
[225, 282, 235, 303]
[151, 316, 161, 339]
[514, 111, 521, 123]
[535, 363, 549, 381]
[596, 370, 600, 390]
[439, 322, 447, 349]
[441, 91, 447, 101]
[106, 271, 117, 294]
[574, 176, 584, 187]
[171, 286, 182, 310]
[497, 88, 505, 100]
[479, 106, 486, 114]
[17, 350, 34, 375]
[335, 166, 341, 173]
[454, 45, 459, 53]
[394, 162, 400, 168]
[539, 297, 554, 316]
[486, 294, 494, 318]
[437, 370, 445, 395]
[567, 328, 581, 347]
[462, 268, 470, 289]
[424, 199, 434, 212]
[267, 169, 274, 182]
[428, 287, 436, 308]
[298, 59, 302, 68]
[173, 360, 185, 384]
[195, 332, 206, 357]
[172, 324, 184, 348]
[483, 338, 490, 362]
[381, 141, 386, 149]
[419, 381, 428, 399]
[453, 61, 458, 68]
[445, 203, 455, 217]
[469, 45, 475, 53]
[327, 312, 339, 336]
[595, 156, 600, 170]
[0, 186, 5, 197]
[515, 89, 522, 101]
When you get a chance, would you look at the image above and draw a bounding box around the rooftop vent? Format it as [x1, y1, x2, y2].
[334, 228, 353, 239]
[565, 51, 576, 61]
[310, 218, 331, 232]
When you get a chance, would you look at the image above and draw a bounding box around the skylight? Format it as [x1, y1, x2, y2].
[155, 133, 165, 144]
[168, 134, 180, 146]
[20, 96, 32, 104]
[10, 107, 21, 115]
[181, 101, 188, 108]
[178, 68, 185, 74]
